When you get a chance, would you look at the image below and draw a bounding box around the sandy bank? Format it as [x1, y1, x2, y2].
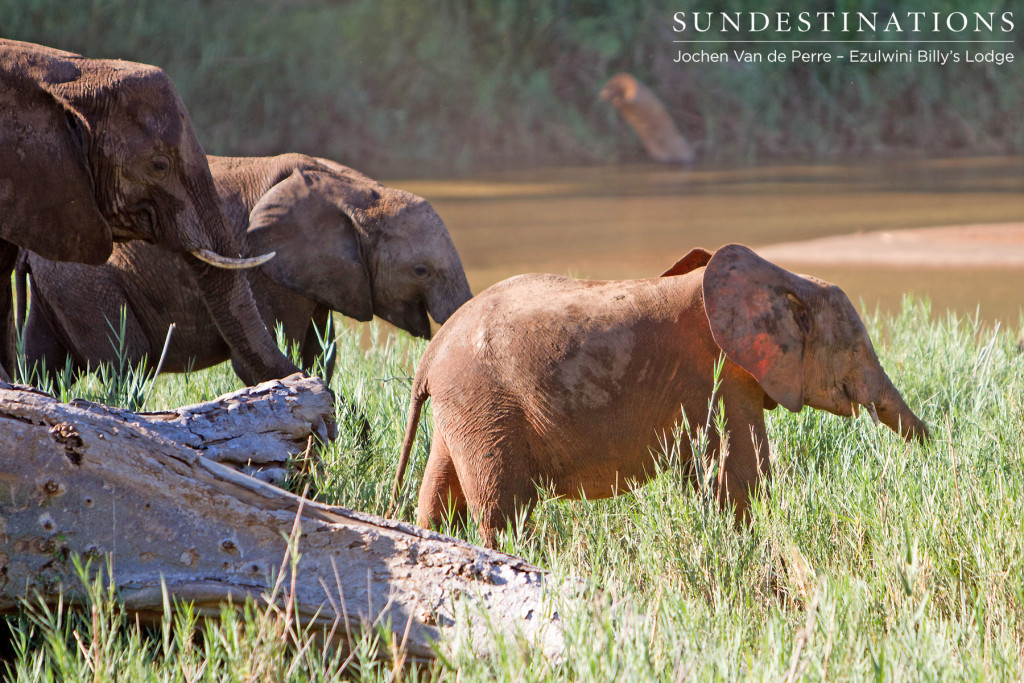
[758, 224, 1024, 267]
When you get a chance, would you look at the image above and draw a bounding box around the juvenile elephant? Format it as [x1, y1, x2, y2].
[390, 244, 929, 547]
[0, 40, 296, 383]
[18, 154, 472, 385]
[600, 73, 696, 164]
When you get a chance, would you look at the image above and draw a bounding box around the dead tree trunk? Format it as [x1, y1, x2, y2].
[0, 377, 566, 661]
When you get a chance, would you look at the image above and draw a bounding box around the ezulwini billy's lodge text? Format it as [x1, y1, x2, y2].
[673, 48, 1015, 65]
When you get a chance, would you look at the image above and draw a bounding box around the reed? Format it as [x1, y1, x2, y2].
[4, 298, 1024, 680]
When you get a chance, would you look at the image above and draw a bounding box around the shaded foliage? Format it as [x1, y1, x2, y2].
[2, 0, 1021, 175]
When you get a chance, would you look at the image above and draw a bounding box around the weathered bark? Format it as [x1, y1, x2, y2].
[0, 377, 566, 661]
[127, 373, 336, 483]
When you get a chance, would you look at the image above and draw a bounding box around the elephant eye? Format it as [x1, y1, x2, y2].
[149, 154, 171, 178]
[412, 264, 430, 280]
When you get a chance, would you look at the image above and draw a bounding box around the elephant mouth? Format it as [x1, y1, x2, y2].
[380, 300, 431, 340]
[123, 202, 158, 243]
[839, 382, 882, 425]
[836, 381, 857, 418]
[410, 301, 432, 340]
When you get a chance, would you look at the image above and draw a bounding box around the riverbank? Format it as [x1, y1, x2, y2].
[393, 156, 1024, 325]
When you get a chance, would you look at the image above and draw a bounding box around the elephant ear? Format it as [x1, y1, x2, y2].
[702, 244, 812, 413]
[247, 169, 374, 321]
[661, 248, 712, 276]
[0, 72, 112, 264]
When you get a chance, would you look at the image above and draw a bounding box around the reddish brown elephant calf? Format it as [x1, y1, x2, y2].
[391, 244, 929, 547]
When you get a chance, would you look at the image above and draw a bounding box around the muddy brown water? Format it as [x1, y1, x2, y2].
[393, 156, 1024, 329]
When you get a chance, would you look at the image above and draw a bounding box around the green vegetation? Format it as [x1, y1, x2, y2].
[4, 299, 1024, 680]
[2, 1, 1021, 174]
[3, 4, 1023, 675]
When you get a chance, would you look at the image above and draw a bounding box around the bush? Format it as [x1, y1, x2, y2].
[3, 0, 1020, 174]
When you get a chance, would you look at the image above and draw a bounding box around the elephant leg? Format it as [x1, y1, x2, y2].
[416, 434, 467, 532]
[473, 478, 539, 549]
[0, 240, 17, 381]
[22, 298, 79, 390]
[301, 307, 336, 383]
[710, 388, 771, 523]
[452, 428, 540, 549]
[303, 308, 371, 442]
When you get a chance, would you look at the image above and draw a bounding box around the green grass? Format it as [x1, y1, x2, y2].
[5, 298, 1024, 680]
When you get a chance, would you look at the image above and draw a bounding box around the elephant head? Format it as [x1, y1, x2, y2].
[0, 39, 297, 381]
[702, 244, 929, 442]
[246, 163, 472, 338]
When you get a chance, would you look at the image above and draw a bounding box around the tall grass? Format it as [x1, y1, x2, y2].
[2, 1, 1020, 174]
[4, 298, 1024, 679]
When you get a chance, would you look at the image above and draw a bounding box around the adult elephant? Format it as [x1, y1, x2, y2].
[18, 154, 473, 385]
[0, 39, 298, 383]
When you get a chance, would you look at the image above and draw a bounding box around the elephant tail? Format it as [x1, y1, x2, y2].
[388, 379, 430, 517]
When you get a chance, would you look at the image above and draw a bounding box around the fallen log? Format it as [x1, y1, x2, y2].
[126, 373, 337, 482]
[0, 377, 566, 660]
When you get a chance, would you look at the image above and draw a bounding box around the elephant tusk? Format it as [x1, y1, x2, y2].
[190, 249, 276, 270]
[866, 402, 880, 426]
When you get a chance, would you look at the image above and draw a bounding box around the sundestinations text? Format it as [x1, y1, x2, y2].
[672, 11, 1015, 34]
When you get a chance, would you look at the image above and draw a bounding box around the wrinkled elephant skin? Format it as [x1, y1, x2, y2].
[0, 39, 297, 383]
[19, 154, 472, 385]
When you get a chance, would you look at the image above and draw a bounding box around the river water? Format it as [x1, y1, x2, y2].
[395, 156, 1024, 327]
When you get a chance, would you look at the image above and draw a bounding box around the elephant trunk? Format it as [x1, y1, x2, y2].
[188, 202, 300, 382]
[871, 370, 929, 443]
